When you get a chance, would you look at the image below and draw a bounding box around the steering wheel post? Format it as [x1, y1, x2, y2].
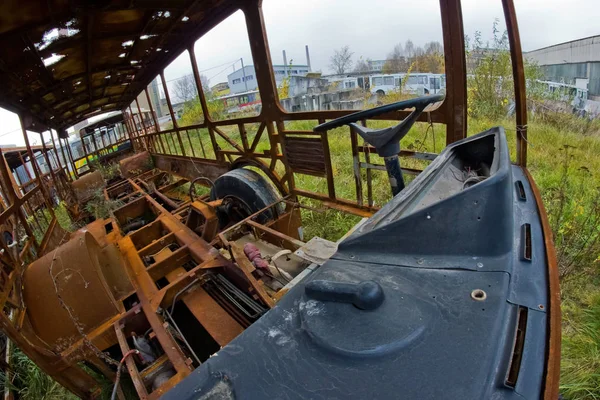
[315, 93, 444, 198]
[384, 155, 404, 196]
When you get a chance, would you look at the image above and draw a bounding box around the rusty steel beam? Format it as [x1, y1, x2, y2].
[502, 0, 528, 167]
[523, 168, 561, 400]
[439, 0, 467, 145]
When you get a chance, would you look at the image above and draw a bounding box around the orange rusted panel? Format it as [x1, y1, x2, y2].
[119, 151, 153, 178]
[23, 232, 124, 352]
[71, 170, 105, 203]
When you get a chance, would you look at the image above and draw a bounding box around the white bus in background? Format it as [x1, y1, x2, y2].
[327, 76, 360, 90]
[369, 73, 446, 96]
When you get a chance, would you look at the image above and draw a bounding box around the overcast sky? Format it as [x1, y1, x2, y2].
[1, 0, 599, 145]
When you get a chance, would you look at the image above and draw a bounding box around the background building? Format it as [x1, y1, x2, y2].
[526, 35, 600, 100]
[367, 60, 386, 72]
[228, 64, 311, 94]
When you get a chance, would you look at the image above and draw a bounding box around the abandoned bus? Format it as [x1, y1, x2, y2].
[0, 0, 559, 399]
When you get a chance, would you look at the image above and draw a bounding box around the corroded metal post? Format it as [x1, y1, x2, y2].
[502, 0, 528, 167]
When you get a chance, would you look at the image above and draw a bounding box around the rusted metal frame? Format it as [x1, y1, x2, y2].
[86, 15, 95, 101]
[249, 122, 266, 152]
[64, 138, 79, 179]
[238, 124, 249, 152]
[175, 129, 187, 157]
[274, 121, 295, 193]
[184, 129, 196, 157]
[246, 220, 304, 249]
[47, 131, 65, 179]
[114, 322, 149, 399]
[169, 133, 180, 156]
[277, 108, 445, 124]
[162, 133, 173, 154]
[439, 0, 467, 145]
[294, 188, 375, 218]
[241, 1, 283, 120]
[207, 127, 222, 161]
[145, 88, 162, 152]
[218, 195, 291, 241]
[357, 145, 438, 162]
[19, 116, 55, 217]
[37, 215, 59, 256]
[320, 130, 336, 200]
[39, 133, 61, 204]
[157, 96, 184, 156]
[188, 46, 211, 124]
[19, 35, 56, 94]
[213, 126, 245, 153]
[195, 129, 207, 158]
[160, 71, 179, 132]
[502, 0, 528, 167]
[17, 152, 33, 184]
[0, 312, 97, 398]
[522, 168, 560, 400]
[0, 272, 19, 310]
[60, 304, 144, 361]
[125, 105, 138, 148]
[218, 150, 280, 160]
[0, 162, 41, 252]
[80, 133, 92, 171]
[125, 10, 157, 66]
[148, 259, 222, 310]
[135, 97, 150, 151]
[49, 130, 70, 182]
[359, 162, 422, 176]
[350, 128, 363, 206]
[2, 151, 23, 198]
[27, 203, 45, 237]
[156, 131, 167, 154]
[119, 235, 192, 377]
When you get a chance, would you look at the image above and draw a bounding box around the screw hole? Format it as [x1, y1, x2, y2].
[471, 289, 487, 301]
[477, 216, 481, 221]
[538, 304, 545, 310]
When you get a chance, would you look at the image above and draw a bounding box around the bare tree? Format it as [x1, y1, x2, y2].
[383, 43, 407, 73]
[353, 56, 371, 73]
[199, 74, 210, 92]
[172, 74, 198, 103]
[329, 46, 354, 75]
[404, 40, 415, 61]
[425, 41, 443, 55]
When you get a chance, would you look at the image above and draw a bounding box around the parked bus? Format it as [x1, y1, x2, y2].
[369, 73, 446, 96]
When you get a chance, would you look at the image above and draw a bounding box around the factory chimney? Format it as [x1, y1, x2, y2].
[282, 50, 288, 77]
[305, 45, 311, 71]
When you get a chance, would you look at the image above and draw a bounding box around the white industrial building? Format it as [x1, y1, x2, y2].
[228, 64, 310, 94]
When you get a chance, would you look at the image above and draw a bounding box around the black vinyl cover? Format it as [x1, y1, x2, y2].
[164, 127, 549, 400]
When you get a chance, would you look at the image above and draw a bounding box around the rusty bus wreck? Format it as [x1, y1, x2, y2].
[0, 0, 560, 399]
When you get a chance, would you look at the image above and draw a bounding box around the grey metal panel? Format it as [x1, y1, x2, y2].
[526, 35, 600, 64]
[539, 62, 600, 96]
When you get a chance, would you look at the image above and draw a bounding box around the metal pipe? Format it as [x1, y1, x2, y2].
[169, 278, 200, 315]
[162, 309, 201, 365]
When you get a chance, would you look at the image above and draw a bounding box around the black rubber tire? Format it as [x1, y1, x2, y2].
[210, 168, 283, 225]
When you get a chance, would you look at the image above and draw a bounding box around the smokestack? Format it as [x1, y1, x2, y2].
[282, 50, 288, 77]
[305, 45, 311, 71]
